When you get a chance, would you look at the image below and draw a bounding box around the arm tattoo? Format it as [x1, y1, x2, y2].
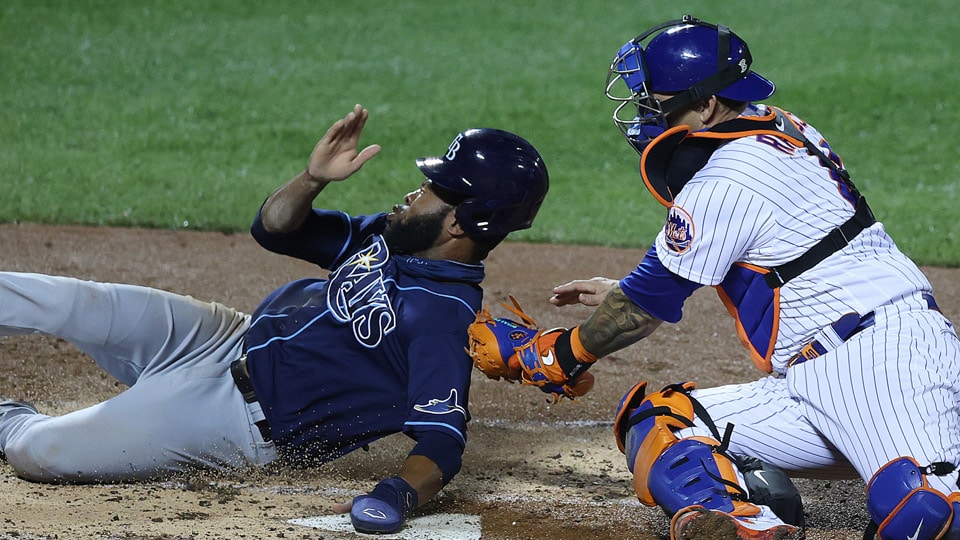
[579, 285, 662, 358]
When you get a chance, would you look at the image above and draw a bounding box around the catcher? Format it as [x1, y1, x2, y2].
[470, 14, 960, 540]
[467, 295, 804, 537]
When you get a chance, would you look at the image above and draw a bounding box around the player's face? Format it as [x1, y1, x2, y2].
[387, 180, 455, 224]
[653, 92, 707, 131]
[383, 180, 456, 255]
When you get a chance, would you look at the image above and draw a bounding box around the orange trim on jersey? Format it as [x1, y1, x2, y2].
[686, 107, 806, 148]
[691, 129, 806, 148]
[713, 262, 780, 373]
[638, 107, 810, 209]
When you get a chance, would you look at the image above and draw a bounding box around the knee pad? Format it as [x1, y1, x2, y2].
[613, 381, 758, 517]
[866, 457, 953, 540]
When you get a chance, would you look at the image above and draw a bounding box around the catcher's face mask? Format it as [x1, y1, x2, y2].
[605, 15, 774, 154]
[605, 39, 669, 154]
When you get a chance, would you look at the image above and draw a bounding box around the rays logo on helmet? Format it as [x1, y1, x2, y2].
[414, 389, 467, 418]
[664, 205, 695, 253]
[445, 133, 464, 160]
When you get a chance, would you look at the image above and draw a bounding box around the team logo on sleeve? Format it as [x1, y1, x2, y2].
[327, 236, 397, 348]
[664, 205, 695, 254]
[414, 389, 468, 419]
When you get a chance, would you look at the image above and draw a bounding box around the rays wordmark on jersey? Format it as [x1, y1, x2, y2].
[327, 237, 396, 348]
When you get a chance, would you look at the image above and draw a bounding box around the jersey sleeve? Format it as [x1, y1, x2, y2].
[402, 330, 472, 450]
[250, 205, 387, 268]
[655, 177, 771, 286]
[619, 245, 702, 323]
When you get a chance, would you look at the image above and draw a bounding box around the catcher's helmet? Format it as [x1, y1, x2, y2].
[415, 128, 548, 239]
[605, 15, 775, 152]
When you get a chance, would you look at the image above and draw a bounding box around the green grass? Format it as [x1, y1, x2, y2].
[2, 0, 958, 265]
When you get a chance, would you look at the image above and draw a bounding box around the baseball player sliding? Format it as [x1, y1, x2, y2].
[466, 16, 960, 540]
[0, 104, 549, 535]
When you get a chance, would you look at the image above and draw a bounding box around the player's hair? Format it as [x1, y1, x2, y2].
[716, 95, 748, 112]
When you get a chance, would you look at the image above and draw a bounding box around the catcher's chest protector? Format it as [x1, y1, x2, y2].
[640, 107, 872, 373]
[714, 263, 780, 373]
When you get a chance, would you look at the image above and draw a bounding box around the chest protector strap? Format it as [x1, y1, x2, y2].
[639, 107, 876, 289]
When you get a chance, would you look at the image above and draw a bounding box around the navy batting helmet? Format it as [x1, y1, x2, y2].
[605, 15, 775, 152]
[415, 128, 548, 240]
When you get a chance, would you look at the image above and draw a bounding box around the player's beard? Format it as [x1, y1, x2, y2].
[382, 208, 448, 256]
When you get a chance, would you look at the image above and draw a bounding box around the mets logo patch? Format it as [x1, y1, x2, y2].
[508, 330, 529, 341]
[664, 205, 695, 253]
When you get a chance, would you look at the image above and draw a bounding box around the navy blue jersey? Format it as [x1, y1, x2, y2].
[245, 208, 484, 464]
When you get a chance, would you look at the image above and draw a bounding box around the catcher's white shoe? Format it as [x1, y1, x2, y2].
[671, 506, 801, 540]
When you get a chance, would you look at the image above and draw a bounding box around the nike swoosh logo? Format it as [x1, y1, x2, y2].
[362, 509, 388, 520]
[752, 470, 770, 486]
[541, 350, 556, 366]
[908, 519, 924, 540]
[774, 117, 785, 131]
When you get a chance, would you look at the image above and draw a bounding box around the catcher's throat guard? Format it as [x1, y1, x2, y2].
[638, 107, 809, 208]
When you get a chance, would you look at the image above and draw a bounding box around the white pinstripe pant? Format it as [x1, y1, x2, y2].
[687, 292, 960, 496]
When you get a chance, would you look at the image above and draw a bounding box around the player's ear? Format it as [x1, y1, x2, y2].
[444, 208, 468, 238]
[698, 97, 717, 122]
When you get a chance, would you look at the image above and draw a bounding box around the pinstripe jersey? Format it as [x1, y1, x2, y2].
[653, 106, 932, 374]
[627, 105, 960, 498]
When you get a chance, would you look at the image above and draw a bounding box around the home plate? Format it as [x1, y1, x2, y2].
[288, 513, 481, 539]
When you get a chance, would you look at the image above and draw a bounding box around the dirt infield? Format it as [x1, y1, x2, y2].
[1, 223, 957, 539]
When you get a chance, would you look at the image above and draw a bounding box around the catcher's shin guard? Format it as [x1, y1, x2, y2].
[613, 381, 759, 518]
[864, 456, 958, 540]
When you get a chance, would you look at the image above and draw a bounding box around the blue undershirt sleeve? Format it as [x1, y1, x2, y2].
[619, 245, 703, 324]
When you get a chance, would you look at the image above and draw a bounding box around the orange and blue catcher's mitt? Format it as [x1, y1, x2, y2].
[466, 295, 594, 401]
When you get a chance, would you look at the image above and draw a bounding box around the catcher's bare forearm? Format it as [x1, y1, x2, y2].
[579, 285, 662, 358]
